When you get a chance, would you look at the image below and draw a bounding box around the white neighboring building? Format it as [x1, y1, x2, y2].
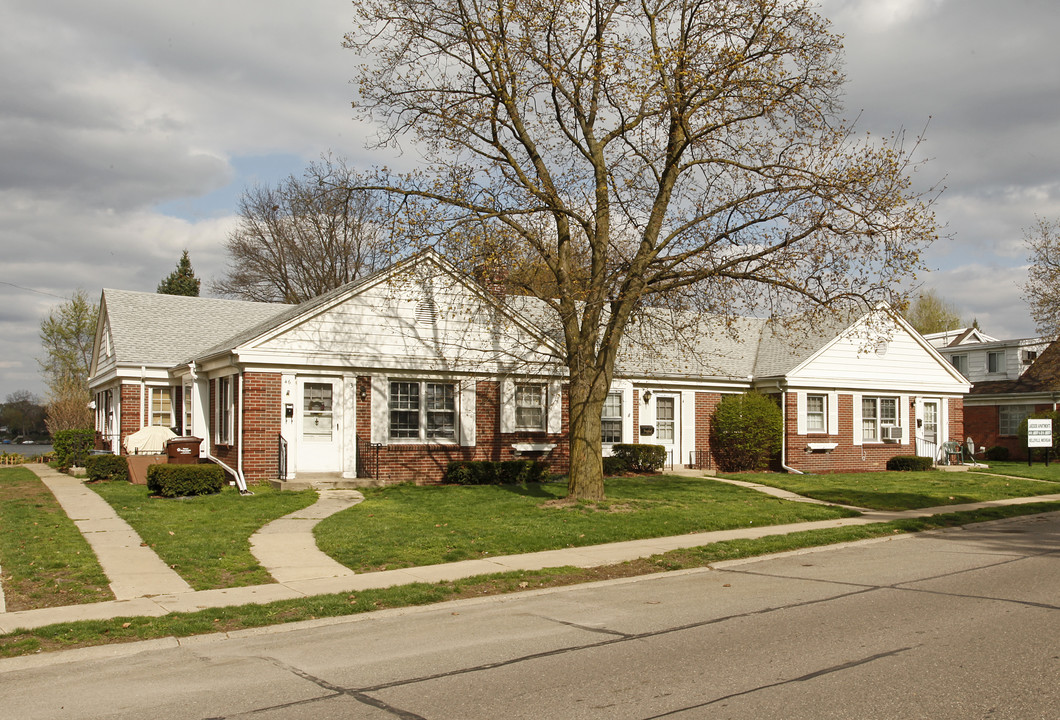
[923, 328, 1051, 383]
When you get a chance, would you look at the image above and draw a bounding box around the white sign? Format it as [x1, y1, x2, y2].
[1027, 419, 1053, 448]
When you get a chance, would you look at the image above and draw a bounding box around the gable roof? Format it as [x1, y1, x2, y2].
[98, 289, 289, 367]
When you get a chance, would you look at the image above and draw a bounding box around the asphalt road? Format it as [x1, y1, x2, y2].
[3, 512, 1059, 719]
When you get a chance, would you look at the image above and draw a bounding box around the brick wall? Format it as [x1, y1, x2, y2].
[694, 392, 722, 470]
[118, 382, 142, 453]
[965, 401, 1049, 460]
[241, 372, 282, 483]
[783, 393, 920, 474]
[363, 379, 570, 484]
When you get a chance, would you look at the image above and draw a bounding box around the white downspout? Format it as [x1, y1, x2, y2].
[778, 387, 804, 475]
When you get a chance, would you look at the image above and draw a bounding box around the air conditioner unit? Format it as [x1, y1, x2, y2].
[1023, 350, 1038, 364]
[881, 425, 902, 442]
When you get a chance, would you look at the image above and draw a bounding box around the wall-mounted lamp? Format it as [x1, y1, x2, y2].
[910, 396, 917, 405]
[358, 385, 369, 402]
[642, 390, 653, 403]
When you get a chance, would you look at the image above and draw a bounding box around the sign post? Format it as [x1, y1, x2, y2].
[1027, 419, 1053, 466]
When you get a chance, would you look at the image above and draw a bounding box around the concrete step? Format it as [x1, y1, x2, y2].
[269, 476, 386, 491]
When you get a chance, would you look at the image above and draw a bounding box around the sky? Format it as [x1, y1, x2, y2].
[2, 0, 1059, 402]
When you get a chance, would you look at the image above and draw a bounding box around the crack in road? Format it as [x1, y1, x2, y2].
[639, 646, 919, 719]
[721, 550, 1060, 611]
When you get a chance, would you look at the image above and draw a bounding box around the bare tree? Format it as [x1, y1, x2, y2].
[904, 290, 963, 335]
[212, 155, 390, 303]
[345, 0, 939, 499]
[1024, 216, 1060, 339]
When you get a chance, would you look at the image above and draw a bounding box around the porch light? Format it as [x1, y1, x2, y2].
[642, 390, 652, 403]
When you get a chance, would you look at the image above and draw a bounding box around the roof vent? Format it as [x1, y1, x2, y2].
[415, 296, 437, 326]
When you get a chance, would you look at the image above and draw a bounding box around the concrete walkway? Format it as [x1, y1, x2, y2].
[3, 464, 1060, 634]
[249, 490, 363, 583]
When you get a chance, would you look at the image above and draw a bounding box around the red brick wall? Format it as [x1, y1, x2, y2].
[964, 401, 1049, 460]
[783, 393, 921, 474]
[241, 372, 282, 483]
[694, 392, 722, 470]
[363, 379, 570, 484]
[118, 382, 142, 454]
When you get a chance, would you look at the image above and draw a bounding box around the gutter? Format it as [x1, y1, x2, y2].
[205, 452, 250, 495]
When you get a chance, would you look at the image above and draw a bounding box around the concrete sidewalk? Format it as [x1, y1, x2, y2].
[3, 464, 1060, 634]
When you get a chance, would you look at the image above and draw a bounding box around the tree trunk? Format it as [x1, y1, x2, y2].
[566, 374, 607, 501]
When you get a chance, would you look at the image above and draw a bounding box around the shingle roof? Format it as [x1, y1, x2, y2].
[102, 289, 289, 366]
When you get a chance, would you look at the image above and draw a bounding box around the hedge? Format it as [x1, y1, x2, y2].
[85, 454, 129, 482]
[146, 463, 225, 497]
[444, 460, 549, 485]
[709, 391, 783, 472]
[886, 455, 934, 471]
[53, 429, 95, 469]
[985, 446, 1010, 461]
[611, 444, 666, 472]
[602, 455, 628, 476]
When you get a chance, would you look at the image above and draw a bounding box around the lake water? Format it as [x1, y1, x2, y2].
[0, 442, 54, 457]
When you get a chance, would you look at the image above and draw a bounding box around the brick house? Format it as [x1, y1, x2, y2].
[963, 339, 1060, 459]
[88, 251, 970, 486]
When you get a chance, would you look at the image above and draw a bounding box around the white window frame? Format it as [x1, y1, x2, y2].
[216, 376, 234, 445]
[999, 405, 1033, 437]
[148, 387, 173, 428]
[514, 383, 547, 431]
[601, 392, 623, 445]
[861, 396, 898, 443]
[987, 351, 1005, 374]
[388, 380, 458, 442]
[950, 354, 968, 376]
[805, 394, 827, 433]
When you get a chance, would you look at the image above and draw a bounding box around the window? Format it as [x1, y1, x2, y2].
[806, 394, 827, 433]
[217, 377, 233, 444]
[389, 381, 457, 441]
[999, 405, 1033, 437]
[149, 387, 172, 427]
[988, 351, 1005, 374]
[303, 383, 334, 441]
[950, 354, 968, 376]
[862, 396, 897, 442]
[601, 392, 622, 444]
[514, 383, 546, 430]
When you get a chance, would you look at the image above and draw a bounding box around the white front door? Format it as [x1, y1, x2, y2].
[654, 394, 680, 467]
[917, 399, 940, 461]
[297, 378, 342, 473]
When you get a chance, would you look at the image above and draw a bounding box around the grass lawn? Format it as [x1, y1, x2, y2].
[314, 475, 859, 572]
[727, 470, 1060, 511]
[0, 467, 113, 610]
[90, 481, 318, 590]
[4, 500, 1059, 659]
[972, 461, 1060, 482]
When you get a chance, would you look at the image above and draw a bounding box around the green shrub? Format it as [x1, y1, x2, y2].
[886, 455, 934, 471]
[602, 455, 628, 476]
[1017, 410, 1060, 460]
[53, 429, 95, 469]
[444, 460, 549, 485]
[611, 444, 666, 472]
[146, 463, 225, 497]
[85, 454, 129, 482]
[984, 446, 1010, 461]
[710, 392, 783, 472]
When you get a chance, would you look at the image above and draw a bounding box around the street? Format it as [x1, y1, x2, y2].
[3, 512, 1059, 719]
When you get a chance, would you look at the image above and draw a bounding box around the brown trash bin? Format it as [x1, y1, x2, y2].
[166, 436, 202, 464]
[126, 454, 166, 485]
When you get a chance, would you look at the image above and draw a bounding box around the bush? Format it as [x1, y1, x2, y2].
[611, 444, 666, 472]
[444, 460, 549, 485]
[886, 455, 934, 471]
[602, 455, 628, 476]
[53, 429, 95, 469]
[710, 392, 783, 472]
[1017, 410, 1060, 460]
[984, 446, 1010, 461]
[146, 463, 225, 497]
[85, 454, 129, 482]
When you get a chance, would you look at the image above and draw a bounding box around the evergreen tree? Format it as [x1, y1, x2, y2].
[157, 250, 201, 296]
